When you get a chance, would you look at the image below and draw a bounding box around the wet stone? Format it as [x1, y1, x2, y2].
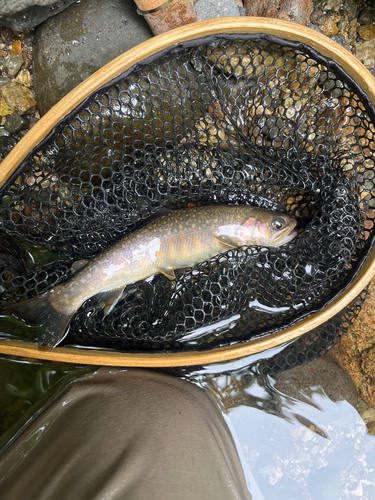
[33, 0, 153, 116]
[16, 69, 32, 88]
[0, 127, 10, 137]
[358, 25, 375, 41]
[244, 0, 312, 25]
[1, 82, 36, 115]
[343, 0, 357, 19]
[194, 0, 240, 20]
[329, 34, 347, 47]
[0, 76, 11, 88]
[274, 355, 359, 408]
[0, 133, 22, 160]
[4, 112, 30, 134]
[0, 0, 77, 31]
[3, 54, 24, 78]
[322, 18, 339, 35]
[358, 8, 373, 25]
[329, 277, 375, 410]
[337, 18, 347, 31]
[355, 40, 375, 67]
[320, 0, 342, 12]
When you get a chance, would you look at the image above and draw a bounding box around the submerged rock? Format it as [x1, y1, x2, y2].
[4, 112, 30, 134]
[274, 355, 358, 409]
[358, 25, 375, 42]
[3, 54, 24, 78]
[33, 0, 152, 116]
[355, 40, 375, 67]
[1, 82, 36, 116]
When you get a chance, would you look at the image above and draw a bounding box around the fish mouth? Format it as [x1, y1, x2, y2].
[272, 225, 298, 247]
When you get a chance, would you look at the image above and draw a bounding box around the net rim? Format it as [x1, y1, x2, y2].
[1, 17, 375, 366]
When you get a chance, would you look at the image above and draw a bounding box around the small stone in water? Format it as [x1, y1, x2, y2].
[320, 0, 341, 12]
[356, 40, 375, 67]
[343, 0, 357, 19]
[358, 8, 373, 25]
[330, 34, 347, 47]
[358, 25, 375, 41]
[2, 82, 36, 115]
[4, 112, 30, 134]
[15, 69, 32, 88]
[322, 19, 339, 35]
[10, 41, 22, 56]
[337, 18, 347, 31]
[3, 54, 23, 78]
[0, 76, 11, 88]
[0, 127, 10, 137]
[0, 95, 14, 117]
[0, 134, 21, 160]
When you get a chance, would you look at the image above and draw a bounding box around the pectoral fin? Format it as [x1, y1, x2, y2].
[71, 259, 90, 274]
[97, 287, 125, 316]
[212, 233, 238, 249]
[158, 267, 176, 280]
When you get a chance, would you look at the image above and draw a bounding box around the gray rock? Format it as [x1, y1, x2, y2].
[4, 112, 30, 134]
[337, 18, 347, 31]
[0, 76, 11, 89]
[194, 0, 240, 21]
[3, 55, 24, 78]
[273, 355, 358, 408]
[33, 0, 153, 116]
[358, 8, 374, 25]
[0, 127, 10, 138]
[0, 0, 77, 31]
[320, 0, 342, 12]
[343, 0, 357, 19]
[329, 34, 347, 48]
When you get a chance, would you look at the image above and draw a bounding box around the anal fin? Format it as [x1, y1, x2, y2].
[97, 287, 125, 316]
[71, 259, 90, 274]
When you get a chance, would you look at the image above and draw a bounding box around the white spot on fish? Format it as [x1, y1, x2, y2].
[102, 262, 126, 279]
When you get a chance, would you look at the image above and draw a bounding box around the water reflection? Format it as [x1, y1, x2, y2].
[182, 359, 375, 499]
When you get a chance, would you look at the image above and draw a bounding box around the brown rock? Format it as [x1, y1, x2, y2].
[358, 25, 375, 41]
[355, 40, 375, 67]
[274, 355, 359, 408]
[10, 40, 21, 56]
[0, 95, 14, 117]
[322, 18, 339, 35]
[1, 81, 36, 115]
[244, 0, 313, 26]
[15, 69, 32, 88]
[329, 277, 375, 409]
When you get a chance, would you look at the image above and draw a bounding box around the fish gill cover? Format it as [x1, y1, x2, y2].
[0, 35, 374, 356]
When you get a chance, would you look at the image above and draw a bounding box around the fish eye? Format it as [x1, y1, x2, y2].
[271, 217, 286, 231]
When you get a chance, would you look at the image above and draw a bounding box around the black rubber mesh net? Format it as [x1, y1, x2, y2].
[1, 35, 375, 367]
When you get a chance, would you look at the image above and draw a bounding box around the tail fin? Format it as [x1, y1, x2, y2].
[3, 294, 73, 347]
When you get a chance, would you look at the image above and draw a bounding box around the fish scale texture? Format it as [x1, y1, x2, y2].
[0, 35, 375, 367]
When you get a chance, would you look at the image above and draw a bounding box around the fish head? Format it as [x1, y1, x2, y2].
[239, 210, 298, 247]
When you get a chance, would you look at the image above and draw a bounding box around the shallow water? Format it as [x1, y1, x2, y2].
[185, 355, 375, 500]
[0, 350, 374, 499]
